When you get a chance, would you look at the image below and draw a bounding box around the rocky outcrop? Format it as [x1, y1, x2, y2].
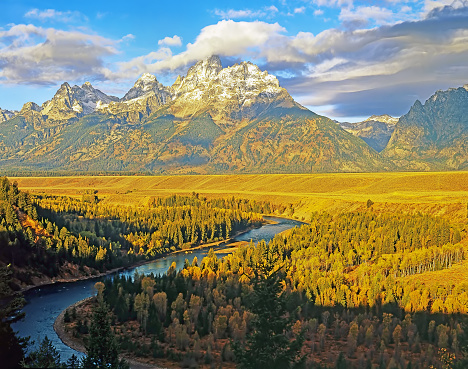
[383, 85, 468, 170]
[97, 74, 171, 123]
[0, 108, 17, 123]
[169, 56, 303, 126]
[339, 114, 398, 152]
[40, 82, 118, 122]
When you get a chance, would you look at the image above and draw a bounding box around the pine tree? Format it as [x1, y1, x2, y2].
[0, 266, 28, 369]
[22, 336, 62, 368]
[233, 252, 304, 369]
[67, 354, 81, 369]
[82, 294, 128, 369]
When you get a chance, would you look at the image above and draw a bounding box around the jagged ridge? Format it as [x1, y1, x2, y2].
[2, 56, 465, 173]
[383, 85, 468, 170]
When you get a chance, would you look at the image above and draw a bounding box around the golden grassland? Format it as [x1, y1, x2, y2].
[10, 171, 468, 222]
[402, 258, 468, 289]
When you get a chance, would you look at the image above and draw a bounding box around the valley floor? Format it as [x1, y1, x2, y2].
[11, 171, 468, 223]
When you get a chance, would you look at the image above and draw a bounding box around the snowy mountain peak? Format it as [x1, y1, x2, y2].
[21, 102, 41, 113]
[365, 114, 398, 125]
[181, 55, 223, 88]
[122, 73, 166, 102]
[189, 55, 223, 76]
[39, 81, 118, 119]
[170, 56, 297, 122]
[0, 107, 17, 123]
[138, 73, 158, 84]
[58, 82, 72, 92]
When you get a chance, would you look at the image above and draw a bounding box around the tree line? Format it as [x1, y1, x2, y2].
[0, 177, 268, 286]
[66, 209, 468, 368]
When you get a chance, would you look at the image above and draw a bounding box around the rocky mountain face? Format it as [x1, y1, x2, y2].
[0, 108, 16, 123]
[97, 74, 172, 123]
[383, 85, 468, 170]
[168, 56, 298, 126]
[339, 114, 398, 152]
[40, 82, 118, 123]
[0, 56, 465, 174]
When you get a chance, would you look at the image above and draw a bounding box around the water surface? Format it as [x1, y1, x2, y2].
[13, 216, 303, 361]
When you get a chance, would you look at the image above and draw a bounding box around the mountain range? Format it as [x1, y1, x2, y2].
[0, 56, 466, 174]
[338, 115, 398, 152]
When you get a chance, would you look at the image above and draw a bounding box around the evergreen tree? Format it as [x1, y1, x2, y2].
[66, 354, 81, 369]
[22, 336, 62, 368]
[454, 317, 468, 368]
[82, 292, 128, 369]
[0, 266, 28, 369]
[233, 251, 304, 369]
[335, 352, 347, 369]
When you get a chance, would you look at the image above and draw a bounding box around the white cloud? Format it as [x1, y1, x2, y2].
[311, 0, 353, 7]
[294, 7, 306, 13]
[0, 24, 118, 85]
[214, 6, 279, 19]
[314, 9, 324, 16]
[158, 35, 182, 47]
[400, 5, 413, 12]
[114, 20, 286, 79]
[24, 8, 87, 23]
[96, 12, 108, 19]
[6, 3, 468, 118]
[121, 34, 135, 42]
[339, 6, 400, 26]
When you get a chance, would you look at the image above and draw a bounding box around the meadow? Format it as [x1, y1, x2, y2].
[11, 171, 468, 223]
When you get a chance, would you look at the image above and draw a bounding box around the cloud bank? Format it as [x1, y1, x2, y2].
[0, 24, 118, 85]
[1, 3, 468, 118]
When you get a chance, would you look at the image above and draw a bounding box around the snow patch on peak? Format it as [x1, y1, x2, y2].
[122, 73, 167, 102]
[59, 82, 71, 91]
[185, 55, 222, 81]
[365, 114, 398, 125]
[72, 101, 83, 113]
[137, 73, 158, 85]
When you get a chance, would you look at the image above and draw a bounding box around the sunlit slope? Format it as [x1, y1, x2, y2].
[12, 171, 468, 222]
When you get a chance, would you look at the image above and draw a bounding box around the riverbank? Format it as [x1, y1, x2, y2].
[19, 215, 303, 367]
[171, 222, 264, 256]
[19, 221, 268, 293]
[19, 258, 153, 293]
[54, 297, 167, 369]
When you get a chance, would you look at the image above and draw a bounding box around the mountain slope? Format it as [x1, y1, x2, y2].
[210, 106, 383, 173]
[383, 85, 468, 170]
[339, 115, 398, 152]
[0, 108, 16, 123]
[0, 55, 392, 173]
[40, 82, 118, 123]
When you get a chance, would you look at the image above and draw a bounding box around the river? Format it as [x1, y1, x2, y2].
[12, 216, 303, 361]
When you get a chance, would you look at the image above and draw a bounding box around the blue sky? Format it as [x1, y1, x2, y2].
[1, 0, 468, 121]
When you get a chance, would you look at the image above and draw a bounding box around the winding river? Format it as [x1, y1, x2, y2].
[12, 216, 303, 361]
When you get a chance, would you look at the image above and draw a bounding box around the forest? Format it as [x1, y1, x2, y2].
[0, 177, 269, 286]
[64, 209, 468, 368]
[1, 175, 468, 368]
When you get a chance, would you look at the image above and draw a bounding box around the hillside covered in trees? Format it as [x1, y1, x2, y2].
[66, 209, 468, 368]
[0, 177, 271, 288]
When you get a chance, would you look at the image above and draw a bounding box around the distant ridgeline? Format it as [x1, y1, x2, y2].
[68, 209, 468, 368]
[0, 177, 274, 288]
[1, 56, 467, 174]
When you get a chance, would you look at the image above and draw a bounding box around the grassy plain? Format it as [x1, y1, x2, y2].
[10, 171, 468, 223]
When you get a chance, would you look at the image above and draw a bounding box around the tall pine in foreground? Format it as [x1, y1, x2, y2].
[233, 245, 304, 369]
[82, 283, 128, 369]
[21, 336, 62, 368]
[0, 266, 28, 369]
